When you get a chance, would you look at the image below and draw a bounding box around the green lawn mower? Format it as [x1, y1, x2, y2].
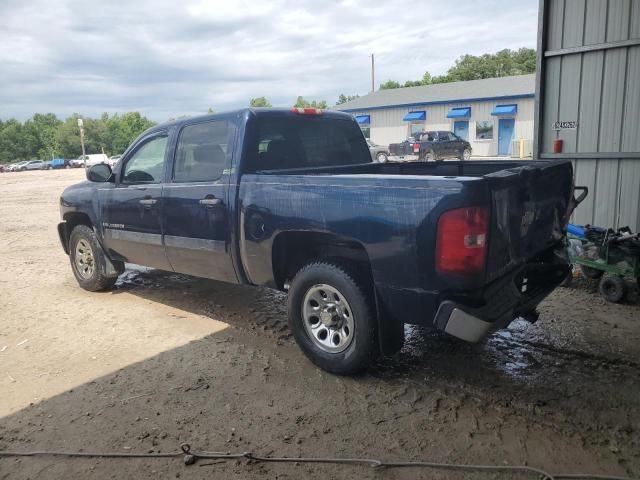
[566, 224, 640, 303]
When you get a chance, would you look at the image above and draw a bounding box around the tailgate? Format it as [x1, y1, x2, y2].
[484, 161, 573, 282]
[389, 143, 410, 156]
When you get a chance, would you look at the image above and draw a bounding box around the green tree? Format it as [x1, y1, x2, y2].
[336, 93, 359, 105]
[0, 119, 31, 162]
[107, 112, 155, 154]
[379, 80, 401, 90]
[377, 48, 536, 91]
[249, 97, 272, 107]
[294, 96, 328, 109]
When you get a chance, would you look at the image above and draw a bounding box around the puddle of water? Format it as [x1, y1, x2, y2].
[115, 264, 193, 289]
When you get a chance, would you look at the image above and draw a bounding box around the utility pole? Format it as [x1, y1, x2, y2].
[370, 54, 375, 92]
[77, 118, 86, 167]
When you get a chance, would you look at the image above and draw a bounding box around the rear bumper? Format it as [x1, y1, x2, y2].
[388, 154, 419, 162]
[433, 247, 569, 342]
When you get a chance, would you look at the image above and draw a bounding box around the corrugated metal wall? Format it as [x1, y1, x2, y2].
[350, 98, 534, 156]
[536, 0, 640, 231]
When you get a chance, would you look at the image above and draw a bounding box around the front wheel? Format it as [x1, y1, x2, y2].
[69, 225, 119, 291]
[288, 262, 379, 375]
[376, 152, 388, 163]
[461, 148, 471, 160]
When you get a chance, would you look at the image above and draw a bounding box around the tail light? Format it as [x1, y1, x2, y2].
[291, 107, 322, 115]
[413, 143, 420, 153]
[436, 206, 489, 275]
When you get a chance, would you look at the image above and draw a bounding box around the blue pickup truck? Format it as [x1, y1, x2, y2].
[58, 108, 581, 374]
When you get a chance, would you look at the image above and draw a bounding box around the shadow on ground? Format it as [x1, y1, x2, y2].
[1, 268, 638, 479]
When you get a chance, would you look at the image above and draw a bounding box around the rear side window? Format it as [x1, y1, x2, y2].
[248, 116, 371, 171]
[173, 120, 235, 182]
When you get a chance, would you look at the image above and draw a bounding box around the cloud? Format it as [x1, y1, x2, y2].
[0, 0, 538, 121]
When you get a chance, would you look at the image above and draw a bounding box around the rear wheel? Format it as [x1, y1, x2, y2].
[424, 150, 435, 161]
[69, 225, 119, 291]
[288, 262, 379, 375]
[376, 152, 388, 163]
[598, 275, 626, 303]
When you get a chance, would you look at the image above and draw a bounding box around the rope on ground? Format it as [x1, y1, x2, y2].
[0, 442, 636, 480]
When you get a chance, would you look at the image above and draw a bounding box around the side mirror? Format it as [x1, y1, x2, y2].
[86, 163, 112, 182]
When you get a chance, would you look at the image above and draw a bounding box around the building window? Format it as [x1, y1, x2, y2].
[409, 123, 424, 137]
[360, 126, 370, 139]
[475, 120, 493, 140]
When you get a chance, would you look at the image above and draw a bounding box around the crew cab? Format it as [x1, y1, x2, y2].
[389, 131, 472, 161]
[58, 108, 582, 374]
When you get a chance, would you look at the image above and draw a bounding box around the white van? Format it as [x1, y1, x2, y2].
[70, 154, 109, 168]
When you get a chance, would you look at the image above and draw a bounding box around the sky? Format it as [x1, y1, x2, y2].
[0, 0, 538, 122]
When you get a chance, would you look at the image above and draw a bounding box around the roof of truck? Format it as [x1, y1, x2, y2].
[147, 107, 354, 134]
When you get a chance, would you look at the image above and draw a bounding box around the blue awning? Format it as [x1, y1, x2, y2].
[402, 111, 426, 121]
[354, 115, 370, 125]
[491, 104, 518, 116]
[446, 107, 471, 118]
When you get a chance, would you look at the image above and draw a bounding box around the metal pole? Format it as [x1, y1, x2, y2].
[77, 118, 86, 167]
[80, 128, 86, 167]
[371, 54, 375, 92]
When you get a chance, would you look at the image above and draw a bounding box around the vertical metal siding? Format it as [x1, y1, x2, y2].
[537, 0, 640, 231]
[622, 46, 640, 151]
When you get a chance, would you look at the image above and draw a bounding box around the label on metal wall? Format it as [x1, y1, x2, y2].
[552, 121, 577, 130]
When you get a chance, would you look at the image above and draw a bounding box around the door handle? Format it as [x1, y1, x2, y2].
[139, 198, 157, 208]
[199, 196, 222, 208]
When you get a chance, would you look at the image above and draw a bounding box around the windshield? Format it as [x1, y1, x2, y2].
[247, 115, 371, 171]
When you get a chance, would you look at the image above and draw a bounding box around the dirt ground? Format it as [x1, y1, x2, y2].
[0, 169, 639, 479]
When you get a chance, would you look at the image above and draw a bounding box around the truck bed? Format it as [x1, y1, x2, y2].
[256, 159, 555, 179]
[240, 158, 573, 328]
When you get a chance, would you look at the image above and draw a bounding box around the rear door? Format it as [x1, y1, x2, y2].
[447, 132, 464, 157]
[101, 132, 172, 270]
[162, 119, 238, 282]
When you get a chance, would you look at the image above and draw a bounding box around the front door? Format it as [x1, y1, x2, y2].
[436, 131, 452, 158]
[101, 132, 173, 270]
[498, 118, 515, 155]
[162, 119, 238, 282]
[453, 121, 469, 141]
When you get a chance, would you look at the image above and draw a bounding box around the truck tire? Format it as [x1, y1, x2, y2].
[288, 262, 379, 375]
[598, 275, 626, 303]
[376, 152, 388, 163]
[69, 225, 119, 291]
[424, 151, 435, 161]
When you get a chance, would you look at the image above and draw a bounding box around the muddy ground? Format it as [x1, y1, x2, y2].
[0, 169, 638, 479]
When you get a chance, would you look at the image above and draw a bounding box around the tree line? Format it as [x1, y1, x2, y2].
[0, 112, 156, 164]
[379, 48, 536, 90]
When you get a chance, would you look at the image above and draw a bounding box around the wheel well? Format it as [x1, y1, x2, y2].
[62, 212, 93, 242]
[271, 232, 372, 290]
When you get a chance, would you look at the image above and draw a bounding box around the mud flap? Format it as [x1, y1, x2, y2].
[375, 292, 404, 355]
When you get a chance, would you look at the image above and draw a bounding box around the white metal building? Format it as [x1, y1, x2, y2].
[336, 75, 535, 157]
